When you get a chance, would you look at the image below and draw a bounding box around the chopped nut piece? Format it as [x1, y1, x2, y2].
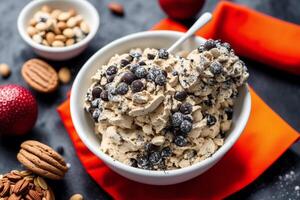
[0, 63, 11, 78]
[69, 194, 84, 200]
[58, 67, 71, 84]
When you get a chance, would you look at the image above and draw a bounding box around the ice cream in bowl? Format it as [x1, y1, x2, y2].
[70, 31, 251, 185]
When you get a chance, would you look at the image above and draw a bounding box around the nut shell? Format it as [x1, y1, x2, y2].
[21, 59, 58, 93]
[17, 140, 68, 180]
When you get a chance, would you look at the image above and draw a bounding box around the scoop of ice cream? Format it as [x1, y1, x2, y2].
[84, 39, 249, 170]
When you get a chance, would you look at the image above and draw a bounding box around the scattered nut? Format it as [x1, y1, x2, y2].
[27, 26, 37, 36]
[35, 22, 48, 31]
[32, 34, 42, 43]
[0, 63, 11, 78]
[36, 176, 48, 190]
[51, 9, 62, 18]
[66, 38, 75, 46]
[58, 12, 71, 21]
[68, 9, 76, 17]
[69, 194, 84, 200]
[108, 2, 125, 16]
[80, 21, 89, 34]
[66, 17, 77, 28]
[41, 5, 51, 13]
[63, 28, 74, 38]
[58, 67, 71, 84]
[0, 170, 55, 200]
[57, 21, 67, 30]
[29, 18, 37, 26]
[54, 34, 67, 42]
[52, 40, 64, 47]
[46, 32, 55, 44]
[27, 5, 90, 47]
[21, 59, 58, 93]
[42, 39, 50, 46]
[17, 140, 68, 180]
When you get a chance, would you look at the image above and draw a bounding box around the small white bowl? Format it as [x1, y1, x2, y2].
[17, 0, 99, 61]
[70, 31, 251, 185]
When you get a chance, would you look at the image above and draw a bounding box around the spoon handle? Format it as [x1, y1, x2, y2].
[167, 12, 212, 53]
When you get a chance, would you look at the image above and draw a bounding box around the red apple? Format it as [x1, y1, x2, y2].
[159, 0, 206, 20]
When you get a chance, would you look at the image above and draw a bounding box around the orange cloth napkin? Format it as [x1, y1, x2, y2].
[57, 2, 299, 199]
[153, 1, 300, 75]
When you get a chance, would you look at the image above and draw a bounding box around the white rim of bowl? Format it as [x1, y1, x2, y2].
[17, 0, 99, 52]
[71, 31, 251, 177]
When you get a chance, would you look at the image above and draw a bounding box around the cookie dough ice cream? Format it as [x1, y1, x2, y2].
[84, 39, 249, 170]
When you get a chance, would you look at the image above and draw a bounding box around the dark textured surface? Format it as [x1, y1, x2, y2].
[0, 0, 299, 199]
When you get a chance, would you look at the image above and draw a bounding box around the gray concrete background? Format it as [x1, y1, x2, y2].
[0, 0, 299, 199]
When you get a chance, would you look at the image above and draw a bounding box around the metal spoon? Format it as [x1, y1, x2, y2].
[167, 12, 212, 53]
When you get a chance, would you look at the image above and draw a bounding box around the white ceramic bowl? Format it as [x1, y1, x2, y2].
[17, 0, 99, 61]
[70, 31, 251, 185]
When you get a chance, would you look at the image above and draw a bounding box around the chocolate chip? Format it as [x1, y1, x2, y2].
[158, 48, 169, 59]
[100, 90, 109, 101]
[92, 109, 101, 122]
[179, 102, 193, 114]
[120, 59, 130, 67]
[137, 154, 149, 168]
[107, 75, 115, 82]
[197, 46, 205, 53]
[106, 65, 118, 76]
[145, 143, 160, 153]
[131, 80, 144, 93]
[184, 116, 193, 124]
[161, 147, 172, 157]
[204, 39, 216, 50]
[210, 61, 223, 75]
[155, 74, 166, 86]
[231, 90, 239, 98]
[147, 53, 156, 60]
[146, 71, 156, 82]
[92, 86, 102, 99]
[91, 98, 101, 108]
[134, 66, 148, 78]
[130, 158, 138, 168]
[206, 114, 217, 126]
[172, 70, 178, 76]
[174, 135, 187, 147]
[116, 82, 129, 95]
[150, 68, 162, 76]
[147, 68, 165, 83]
[222, 42, 231, 50]
[224, 107, 233, 120]
[121, 72, 136, 84]
[130, 63, 140, 73]
[203, 99, 213, 106]
[149, 151, 162, 165]
[138, 61, 146, 66]
[180, 120, 192, 133]
[171, 112, 184, 127]
[130, 52, 142, 59]
[174, 91, 187, 101]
